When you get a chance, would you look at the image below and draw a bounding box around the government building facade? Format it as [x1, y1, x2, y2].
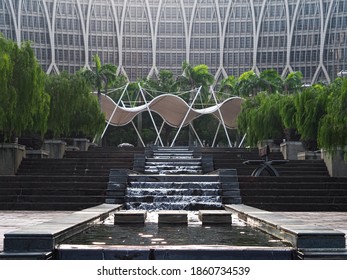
[1, 0, 347, 84]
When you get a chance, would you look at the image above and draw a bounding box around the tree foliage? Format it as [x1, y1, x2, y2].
[238, 93, 284, 146]
[0, 34, 49, 142]
[318, 78, 347, 154]
[294, 85, 327, 141]
[177, 61, 214, 102]
[144, 70, 179, 96]
[258, 69, 283, 93]
[45, 72, 105, 138]
[80, 54, 117, 103]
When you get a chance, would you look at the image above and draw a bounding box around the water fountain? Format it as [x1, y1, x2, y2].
[3, 146, 345, 260]
[54, 147, 293, 259]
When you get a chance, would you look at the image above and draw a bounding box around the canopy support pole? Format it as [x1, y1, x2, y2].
[170, 86, 202, 147]
[100, 83, 129, 140]
[211, 122, 221, 147]
[210, 86, 232, 147]
[189, 123, 203, 147]
[131, 121, 146, 147]
[238, 133, 247, 148]
[139, 84, 164, 147]
[155, 121, 166, 146]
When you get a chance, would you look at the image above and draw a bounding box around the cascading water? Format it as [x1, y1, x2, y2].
[125, 147, 224, 210]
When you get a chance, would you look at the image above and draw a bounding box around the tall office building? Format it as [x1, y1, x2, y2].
[1, 0, 346, 83]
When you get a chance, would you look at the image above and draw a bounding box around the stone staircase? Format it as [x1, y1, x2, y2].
[0, 147, 140, 210]
[202, 147, 347, 211]
[1, 145, 346, 212]
[144, 147, 203, 174]
[125, 174, 224, 210]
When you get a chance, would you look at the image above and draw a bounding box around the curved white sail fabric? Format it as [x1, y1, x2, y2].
[100, 93, 244, 129]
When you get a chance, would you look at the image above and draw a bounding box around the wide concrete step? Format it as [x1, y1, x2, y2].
[0, 175, 108, 183]
[238, 176, 345, 183]
[242, 196, 347, 204]
[240, 189, 347, 196]
[243, 202, 347, 211]
[0, 202, 103, 211]
[16, 170, 112, 176]
[240, 182, 347, 190]
[0, 188, 107, 196]
[0, 181, 107, 189]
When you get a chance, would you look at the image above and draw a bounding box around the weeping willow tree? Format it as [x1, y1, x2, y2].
[318, 78, 347, 156]
[45, 72, 105, 139]
[237, 93, 284, 146]
[0, 34, 49, 142]
[293, 85, 327, 150]
[279, 94, 301, 141]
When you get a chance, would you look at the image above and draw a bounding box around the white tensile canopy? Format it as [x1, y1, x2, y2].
[99, 84, 244, 147]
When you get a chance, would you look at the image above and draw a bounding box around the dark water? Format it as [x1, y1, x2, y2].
[64, 223, 289, 247]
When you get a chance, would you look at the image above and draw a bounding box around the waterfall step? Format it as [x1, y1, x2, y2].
[126, 202, 224, 211]
[126, 188, 221, 196]
[125, 195, 221, 203]
[128, 174, 220, 182]
[128, 182, 221, 190]
[144, 168, 202, 174]
[145, 159, 201, 164]
[153, 152, 194, 157]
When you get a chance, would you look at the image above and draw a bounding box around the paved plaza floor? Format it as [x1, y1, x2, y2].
[0, 210, 346, 252]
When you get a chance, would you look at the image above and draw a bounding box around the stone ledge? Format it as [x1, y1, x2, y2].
[198, 210, 232, 224]
[4, 204, 122, 253]
[56, 244, 293, 260]
[225, 204, 345, 249]
[114, 210, 147, 224]
[158, 211, 188, 224]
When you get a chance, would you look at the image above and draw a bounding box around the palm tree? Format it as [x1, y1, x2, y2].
[177, 61, 215, 103]
[236, 70, 259, 97]
[176, 61, 215, 145]
[283, 71, 303, 94]
[219, 75, 238, 97]
[80, 54, 117, 104]
[145, 69, 179, 96]
[258, 69, 283, 93]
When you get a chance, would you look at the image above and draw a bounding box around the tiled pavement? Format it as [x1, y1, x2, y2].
[281, 212, 347, 247]
[0, 211, 73, 252]
[0, 211, 346, 252]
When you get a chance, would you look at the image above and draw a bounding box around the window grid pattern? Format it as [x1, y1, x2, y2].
[1, 0, 347, 84]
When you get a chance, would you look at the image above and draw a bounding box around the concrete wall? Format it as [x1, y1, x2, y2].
[322, 149, 347, 177]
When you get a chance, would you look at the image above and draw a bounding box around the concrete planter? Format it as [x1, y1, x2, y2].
[43, 139, 66, 159]
[72, 138, 90, 151]
[322, 149, 347, 177]
[0, 143, 26, 175]
[297, 151, 321, 160]
[257, 139, 280, 152]
[280, 141, 305, 160]
[25, 149, 49, 159]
